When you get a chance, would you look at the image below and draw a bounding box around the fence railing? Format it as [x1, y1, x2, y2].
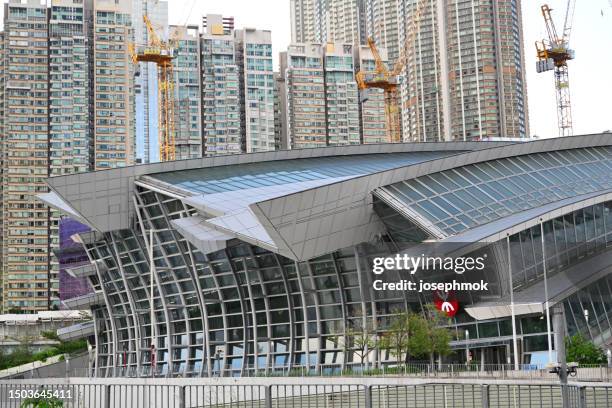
[60, 363, 612, 383]
[0, 379, 611, 408]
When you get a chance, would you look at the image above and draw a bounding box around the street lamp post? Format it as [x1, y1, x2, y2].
[465, 330, 470, 367]
[540, 220, 553, 365]
[506, 235, 520, 370]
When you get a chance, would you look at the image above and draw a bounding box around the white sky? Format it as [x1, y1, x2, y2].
[2, 0, 612, 138]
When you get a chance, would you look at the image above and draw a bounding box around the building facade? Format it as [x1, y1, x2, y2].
[280, 44, 327, 149]
[364, 0, 402, 63]
[49, 0, 91, 176]
[171, 24, 203, 160]
[291, 0, 531, 142]
[42, 134, 612, 377]
[290, 0, 325, 44]
[280, 42, 371, 149]
[200, 14, 242, 156]
[234, 28, 276, 153]
[0, 0, 137, 312]
[399, 0, 529, 142]
[291, 0, 366, 45]
[1, 0, 54, 312]
[323, 43, 360, 146]
[92, 0, 136, 169]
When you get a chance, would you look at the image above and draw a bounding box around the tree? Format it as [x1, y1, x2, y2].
[423, 305, 453, 367]
[406, 315, 431, 360]
[565, 334, 606, 365]
[20, 395, 63, 408]
[379, 311, 432, 365]
[331, 315, 377, 369]
[380, 308, 453, 367]
[347, 326, 377, 368]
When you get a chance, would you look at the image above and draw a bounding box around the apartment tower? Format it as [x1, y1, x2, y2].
[280, 44, 327, 149]
[200, 14, 242, 156]
[171, 24, 203, 160]
[291, 0, 530, 141]
[92, 0, 136, 169]
[0, 0, 136, 312]
[1, 0, 53, 312]
[397, 0, 530, 141]
[280, 43, 364, 149]
[323, 43, 360, 145]
[234, 28, 276, 153]
[291, 0, 366, 45]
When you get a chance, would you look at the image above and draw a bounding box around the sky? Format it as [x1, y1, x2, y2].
[1, 0, 611, 138]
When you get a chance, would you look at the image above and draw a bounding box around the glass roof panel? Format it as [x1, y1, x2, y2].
[377, 146, 612, 236]
[151, 151, 457, 195]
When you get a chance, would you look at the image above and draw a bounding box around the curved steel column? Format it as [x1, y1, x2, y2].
[275, 254, 296, 372]
[247, 247, 274, 374]
[331, 253, 348, 370]
[304, 261, 323, 372]
[179, 199, 211, 377]
[109, 235, 142, 374]
[133, 194, 174, 377]
[223, 249, 250, 377]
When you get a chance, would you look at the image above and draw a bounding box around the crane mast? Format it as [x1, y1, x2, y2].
[355, 0, 426, 143]
[536, 1, 576, 138]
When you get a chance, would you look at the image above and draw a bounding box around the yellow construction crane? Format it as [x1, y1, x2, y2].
[535, 0, 576, 137]
[129, 16, 177, 161]
[355, 0, 427, 143]
[355, 38, 403, 143]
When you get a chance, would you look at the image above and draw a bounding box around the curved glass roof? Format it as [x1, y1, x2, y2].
[151, 151, 456, 195]
[377, 146, 612, 236]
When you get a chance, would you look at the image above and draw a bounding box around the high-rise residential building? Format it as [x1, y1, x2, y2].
[200, 15, 276, 156]
[132, 0, 168, 164]
[171, 24, 202, 160]
[200, 14, 242, 156]
[1, 0, 54, 312]
[280, 43, 361, 149]
[202, 14, 234, 34]
[398, 0, 529, 141]
[364, 0, 402, 63]
[354, 44, 389, 144]
[326, 0, 365, 45]
[442, 0, 529, 141]
[49, 0, 91, 176]
[0, 0, 137, 312]
[280, 44, 327, 149]
[290, 0, 324, 43]
[234, 28, 275, 153]
[291, 0, 366, 45]
[293, 0, 530, 142]
[92, 0, 136, 169]
[273, 72, 288, 150]
[323, 43, 360, 145]
[0, 32, 4, 309]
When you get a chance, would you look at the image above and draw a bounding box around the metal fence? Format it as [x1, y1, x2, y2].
[0, 379, 611, 408]
[62, 364, 612, 383]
